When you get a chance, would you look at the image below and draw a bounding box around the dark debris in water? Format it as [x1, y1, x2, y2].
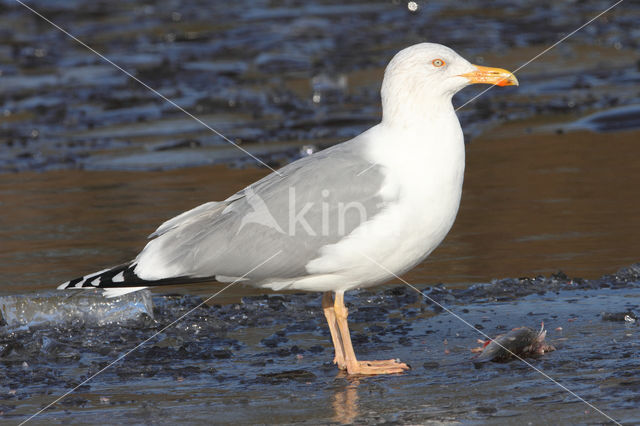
[0, 259, 638, 423]
[0, 264, 638, 394]
[601, 311, 638, 323]
[257, 369, 316, 384]
[472, 325, 555, 363]
[447, 266, 640, 305]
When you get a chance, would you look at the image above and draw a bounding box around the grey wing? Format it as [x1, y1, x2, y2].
[133, 136, 387, 282]
[150, 201, 222, 238]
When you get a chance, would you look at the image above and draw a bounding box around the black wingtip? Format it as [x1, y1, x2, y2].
[57, 263, 134, 289]
[57, 263, 219, 290]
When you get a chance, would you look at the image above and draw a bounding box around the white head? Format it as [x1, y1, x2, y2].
[381, 43, 517, 125]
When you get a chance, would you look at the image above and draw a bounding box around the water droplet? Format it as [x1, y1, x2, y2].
[300, 145, 317, 156]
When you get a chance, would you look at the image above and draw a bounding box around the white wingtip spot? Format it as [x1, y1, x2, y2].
[90, 277, 101, 286]
[57, 281, 70, 290]
[112, 271, 125, 283]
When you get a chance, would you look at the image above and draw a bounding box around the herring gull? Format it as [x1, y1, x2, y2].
[58, 43, 518, 375]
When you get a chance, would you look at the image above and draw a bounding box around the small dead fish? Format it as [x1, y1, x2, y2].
[472, 323, 555, 363]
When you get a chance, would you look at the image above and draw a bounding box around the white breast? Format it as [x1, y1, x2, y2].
[304, 116, 465, 290]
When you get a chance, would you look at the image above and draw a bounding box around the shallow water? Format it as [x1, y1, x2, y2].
[2, 268, 640, 424]
[2, 122, 639, 298]
[1, 0, 640, 424]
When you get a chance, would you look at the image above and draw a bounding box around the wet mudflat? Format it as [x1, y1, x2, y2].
[2, 0, 640, 174]
[1, 265, 639, 424]
[2, 0, 640, 424]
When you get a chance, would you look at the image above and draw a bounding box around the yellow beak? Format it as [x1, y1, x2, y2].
[459, 65, 519, 87]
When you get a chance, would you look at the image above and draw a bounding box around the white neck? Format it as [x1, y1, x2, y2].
[380, 76, 457, 129]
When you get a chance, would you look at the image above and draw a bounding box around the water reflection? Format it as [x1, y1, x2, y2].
[332, 378, 360, 424]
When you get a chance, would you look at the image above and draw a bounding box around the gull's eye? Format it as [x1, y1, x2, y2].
[432, 59, 445, 67]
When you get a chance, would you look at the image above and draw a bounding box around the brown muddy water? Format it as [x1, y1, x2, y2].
[2, 122, 640, 299]
[1, 0, 640, 424]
